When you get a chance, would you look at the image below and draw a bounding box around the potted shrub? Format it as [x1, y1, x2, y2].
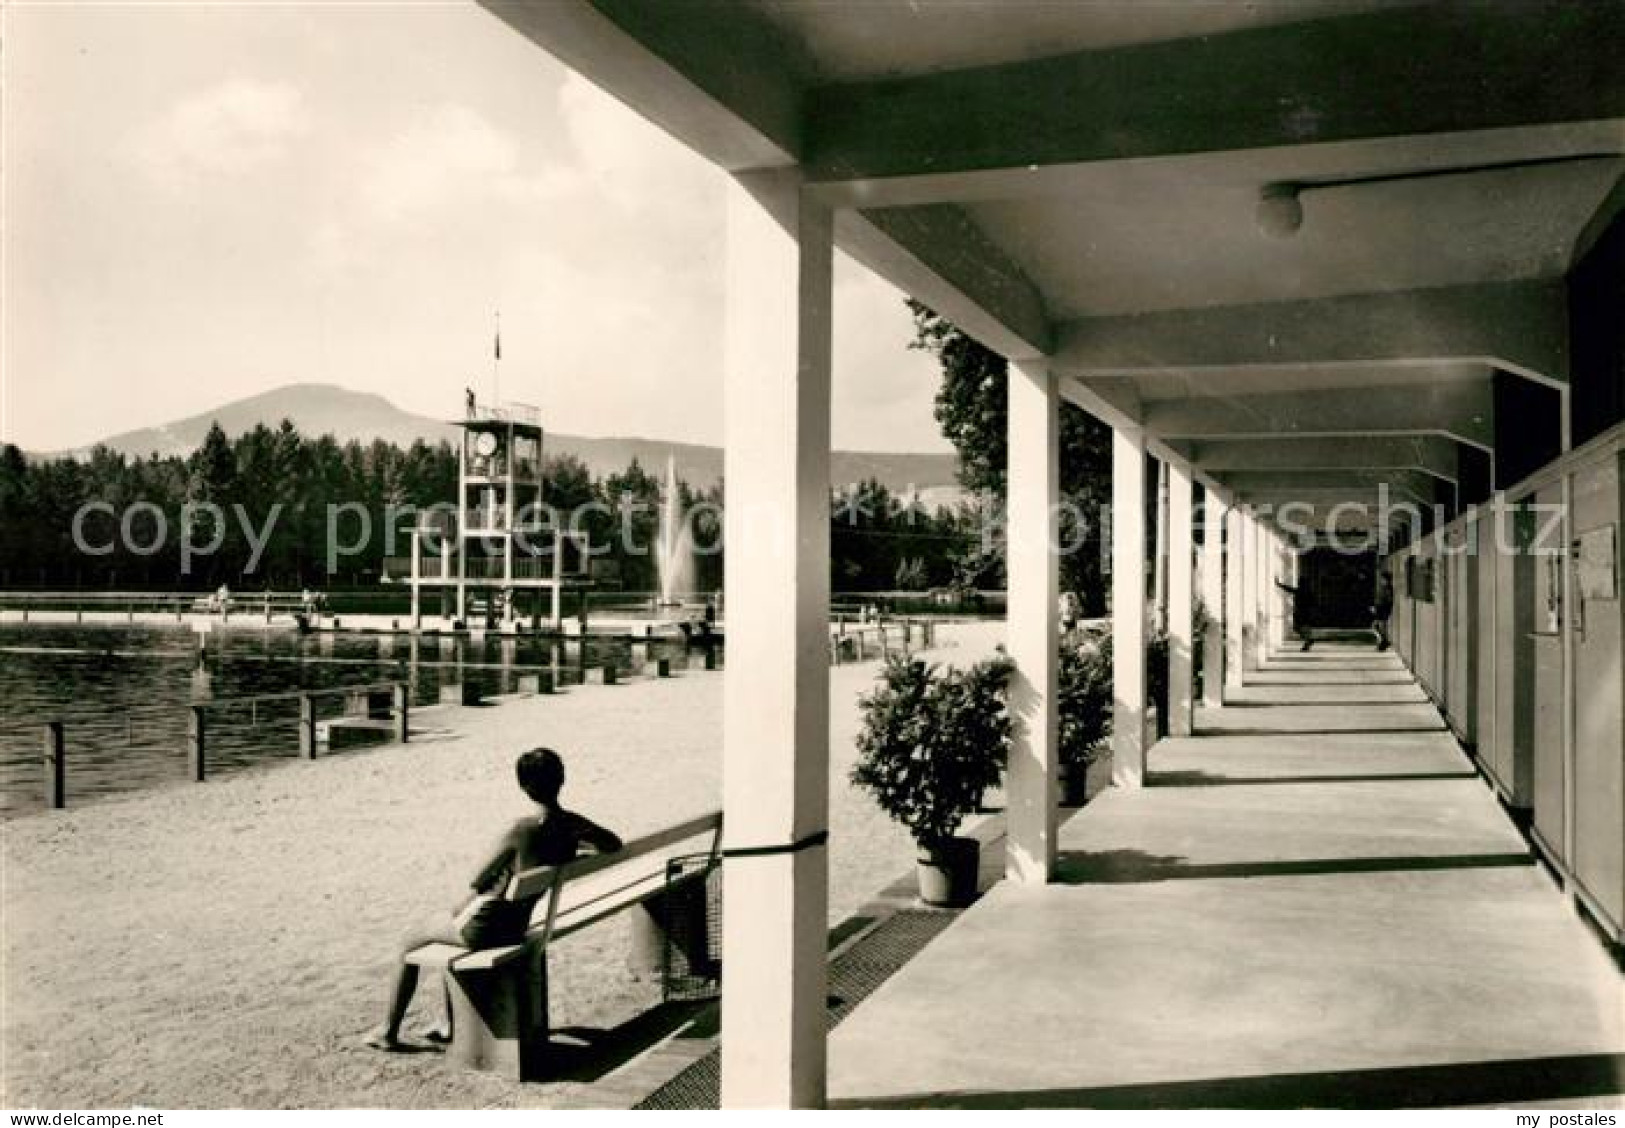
[1059, 635, 1112, 806]
[851, 654, 1014, 906]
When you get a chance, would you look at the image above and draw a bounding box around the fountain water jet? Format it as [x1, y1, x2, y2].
[655, 455, 694, 611]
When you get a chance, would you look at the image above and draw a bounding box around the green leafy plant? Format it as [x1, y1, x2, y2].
[851, 654, 1015, 850]
[1059, 635, 1112, 772]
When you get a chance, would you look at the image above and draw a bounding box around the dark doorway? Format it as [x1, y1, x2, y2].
[1300, 548, 1378, 630]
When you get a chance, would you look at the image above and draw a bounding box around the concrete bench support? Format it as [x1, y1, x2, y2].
[406, 942, 550, 1081]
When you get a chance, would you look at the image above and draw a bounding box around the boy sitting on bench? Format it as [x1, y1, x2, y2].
[365, 747, 622, 1051]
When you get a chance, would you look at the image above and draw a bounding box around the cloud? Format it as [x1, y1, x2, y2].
[356, 102, 571, 223]
[555, 71, 722, 211]
[125, 79, 307, 186]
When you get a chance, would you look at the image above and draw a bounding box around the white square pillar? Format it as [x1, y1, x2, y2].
[1112, 428, 1149, 786]
[1152, 460, 1170, 635]
[1167, 463, 1194, 736]
[1262, 529, 1277, 647]
[1248, 513, 1261, 672]
[719, 171, 831, 1110]
[1203, 497, 1228, 707]
[1224, 506, 1245, 689]
[1274, 537, 1295, 646]
[1251, 514, 1269, 666]
[1267, 532, 1285, 647]
[1006, 359, 1059, 883]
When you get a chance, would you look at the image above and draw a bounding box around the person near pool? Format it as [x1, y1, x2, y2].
[364, 748, 622, 1051]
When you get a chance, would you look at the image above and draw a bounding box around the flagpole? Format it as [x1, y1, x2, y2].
[492, 310, 501, 407]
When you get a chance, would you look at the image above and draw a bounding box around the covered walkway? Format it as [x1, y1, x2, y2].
[827, 642, 1625, 1109]
[480, 0, 1625, 1105]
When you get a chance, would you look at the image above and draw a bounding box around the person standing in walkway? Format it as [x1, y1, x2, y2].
[1372, 571, 1395, 652]
[1274, 578, 1314, 651]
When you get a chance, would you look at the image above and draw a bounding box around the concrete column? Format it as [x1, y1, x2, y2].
[1274, 534, 1293, 647]
[1167, 463, 1194, 736]
[1006, 359, 1059, 883]
[1276, 539, 1296, 646]
[1112, 427, 1148, 787]
[1239, 511, 1257, 670]
[409, 529, 422, 629]
[1202, 498, 1227, 707]
[1264, 530, 1280, 647]
[718, 172, 831, 1110]
[1152, 460, 1170, 635]
[1253, 516, 1270, 665]
[1224, 506, 1245, 689]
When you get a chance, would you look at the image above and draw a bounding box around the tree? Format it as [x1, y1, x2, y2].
[187, 423, 240, 582]
[601, 457, 664, 591]
[909, 300, 1113, 614]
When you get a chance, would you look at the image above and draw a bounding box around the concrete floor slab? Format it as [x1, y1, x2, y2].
[827, 647, 1624, 1109]
[1225, 682, 1429, 705]
[1244, 668, 1418, 686]
[1196, 701, 1446, 735]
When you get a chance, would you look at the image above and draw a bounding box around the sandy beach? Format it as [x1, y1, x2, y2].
[1, 620, 1005, 1109]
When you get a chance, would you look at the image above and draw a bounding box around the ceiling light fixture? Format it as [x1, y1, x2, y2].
[1254, 152, 1621, 240]
[1255, 183, 1303, 239]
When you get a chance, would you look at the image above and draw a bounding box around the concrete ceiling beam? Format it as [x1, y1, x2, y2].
[1052, 281, 1568, 388]
[1190, 436, 1460, 482]
[479, 0, 804, 171]
[1144, 381, 1494, 451]
[801, 3, 1625, 191]
[838, 205, 1054, 359]
[1215, 469, 1441, 499]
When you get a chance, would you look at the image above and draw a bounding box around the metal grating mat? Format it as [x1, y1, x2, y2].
[634, 909, 956, 1109]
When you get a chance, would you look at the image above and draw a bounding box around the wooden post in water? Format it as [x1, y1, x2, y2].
[43, 721, 65, 809]
[393, 682, 410, 743]
[188, 705, 206, 782]
[299, 694, 317, 759]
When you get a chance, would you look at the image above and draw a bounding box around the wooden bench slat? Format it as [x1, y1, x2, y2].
[551, 872, 669, 939]
[504, 812, 722, 901]
[404, 940, 527, 972]
[404, 810, 722, 975]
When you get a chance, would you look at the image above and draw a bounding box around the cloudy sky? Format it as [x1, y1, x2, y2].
[3, 2, 950, 454]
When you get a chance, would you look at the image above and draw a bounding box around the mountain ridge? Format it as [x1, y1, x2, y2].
[42, 382, 963, 498]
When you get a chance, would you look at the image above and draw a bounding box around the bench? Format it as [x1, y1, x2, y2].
[404, 810, 723, 1080]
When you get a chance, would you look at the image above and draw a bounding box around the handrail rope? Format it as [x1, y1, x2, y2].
[10, 680, 411, 728]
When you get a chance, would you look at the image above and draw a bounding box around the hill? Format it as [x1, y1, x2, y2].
[53, 383, 962, 499]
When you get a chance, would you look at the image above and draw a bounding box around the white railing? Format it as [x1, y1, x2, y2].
[469, 401, 541, 426]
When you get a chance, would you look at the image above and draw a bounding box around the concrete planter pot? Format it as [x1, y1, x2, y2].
[916, 836, 980, 907]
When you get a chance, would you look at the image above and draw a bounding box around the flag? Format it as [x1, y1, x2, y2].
[494, 327, 501, 361]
